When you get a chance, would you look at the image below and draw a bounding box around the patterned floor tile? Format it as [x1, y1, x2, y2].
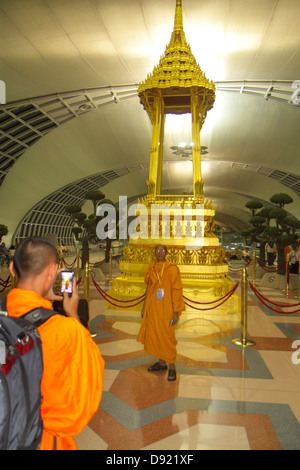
[76, 276, 300, 450]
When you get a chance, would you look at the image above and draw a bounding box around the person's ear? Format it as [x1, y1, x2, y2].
[9, 261, 16, 278]
[47, 262, 59, 284]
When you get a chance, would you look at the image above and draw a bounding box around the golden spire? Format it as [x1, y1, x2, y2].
[174, 0, 183, 32]
[138, 0, 215, 103]
[170, 0, 185, 45]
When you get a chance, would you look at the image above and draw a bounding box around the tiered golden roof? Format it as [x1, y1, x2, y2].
[138, 0, 215, 114]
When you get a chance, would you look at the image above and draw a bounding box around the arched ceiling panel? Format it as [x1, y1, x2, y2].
[13, 160, 300, 245]
[2, 0, 300, 101]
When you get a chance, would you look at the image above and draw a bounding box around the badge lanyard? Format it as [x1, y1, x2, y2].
[155, 262, 165, 300]
[156, 262, 166, 286]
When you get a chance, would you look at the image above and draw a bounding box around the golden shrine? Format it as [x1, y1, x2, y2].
[107, 0, 240, 314]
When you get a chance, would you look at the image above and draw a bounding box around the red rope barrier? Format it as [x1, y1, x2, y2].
[183, 282, 239, 305]
[62, 256, 77, 269]
[0, 274, 11, 286]
[228, 259, 251, 272]
[91, 275, 238, 311]
[79, 256, 107, 267]
[92, 278, 145, 303]
[0, 282, 11, 293]
[228, 266, 244, 272]
[90, 259, 106, 267]
[92, 277, 145, 308]
[184, 282, 239, 311]
[249, 282, 300, 314]
[0, 275, 11, 293]
[63, 255, 112, 268]
[256, 260, 285, 272]
[249, 282, 300, 307]
[228, 259, 252, 271]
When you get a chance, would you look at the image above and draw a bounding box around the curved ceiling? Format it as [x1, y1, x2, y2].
[0, 0, 299, 244]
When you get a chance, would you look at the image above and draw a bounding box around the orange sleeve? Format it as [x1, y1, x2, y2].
[144, 262, 154, 285]
[38, 315, 105, 438]
[169, 265, 185, 313]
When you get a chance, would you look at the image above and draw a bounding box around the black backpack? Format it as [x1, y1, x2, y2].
[0, 297, 55, 450]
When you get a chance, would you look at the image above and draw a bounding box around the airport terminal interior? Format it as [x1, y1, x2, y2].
[1, 0, 300, 451]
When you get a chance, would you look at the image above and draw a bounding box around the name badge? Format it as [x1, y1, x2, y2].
[157, 288, 164, 300]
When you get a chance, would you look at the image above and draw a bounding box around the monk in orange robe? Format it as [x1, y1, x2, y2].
[7, 237, 104, 450]
[137, 245, 185, 381]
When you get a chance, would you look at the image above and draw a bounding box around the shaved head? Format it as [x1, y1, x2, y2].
[13, 237, 59, 279]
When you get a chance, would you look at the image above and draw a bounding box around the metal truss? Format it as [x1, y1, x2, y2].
[0, 80, 299, 189]
[13, 162, 149, 245]
[215, 79, 300, 105]
[13, 158, 300, 245]
[0, 84, 138, 187]
[1, 79, 299, 243]
[210, 160, 300, 197]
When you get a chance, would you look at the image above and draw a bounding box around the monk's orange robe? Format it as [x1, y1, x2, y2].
[6, 288, 105, 450]
[137, 261, 185, 364]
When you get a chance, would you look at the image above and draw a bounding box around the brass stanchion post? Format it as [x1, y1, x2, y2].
[76, 247, 80, 280]
[233, 267, 256, 347]
[282, 252, 290, 297]
[58, 247, 64, 291]
[252, 250, 256, 285]
[84, 260, 97, 338]
[109, 249, 112, 285]
[298, 261, 300, 299]
[59, 246, 63, 269]
[84, 261, 90, 313]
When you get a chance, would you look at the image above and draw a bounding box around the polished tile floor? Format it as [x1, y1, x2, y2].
[74, 263, 300, 451]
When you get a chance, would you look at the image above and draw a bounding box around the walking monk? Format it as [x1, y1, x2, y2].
[7, 237, 104, 450]
[137, 245, 185, 381]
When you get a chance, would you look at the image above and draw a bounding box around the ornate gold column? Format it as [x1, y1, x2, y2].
[191, 88, 204, 200]
[147, 92, 162, 199]
[156, 104, 165, 196]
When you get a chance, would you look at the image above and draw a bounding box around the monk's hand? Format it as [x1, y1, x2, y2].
[44, 268, 63, 302]
[172, 312, 179, 326]
[45, 286, 63, 302]
[45, 267, 64, 302]
[63, 276, 80, 321]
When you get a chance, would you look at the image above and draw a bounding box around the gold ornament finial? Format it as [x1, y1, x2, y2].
[174, 0, 183, 32]
[170, 0, 185, 46]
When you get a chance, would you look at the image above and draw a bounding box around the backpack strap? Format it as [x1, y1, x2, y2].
[23, 308, 55, 328]
[0, 296, 7, 314]
[0, 295, 56, 327]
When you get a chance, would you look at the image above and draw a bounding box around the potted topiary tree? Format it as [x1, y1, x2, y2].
[242, 193, 299, 276]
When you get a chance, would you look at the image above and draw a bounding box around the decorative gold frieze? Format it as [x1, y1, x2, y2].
[122, 244, 226, 267]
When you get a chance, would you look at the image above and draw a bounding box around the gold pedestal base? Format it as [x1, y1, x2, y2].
[106, 267, 241, 316]
[105, 200, 241, 315]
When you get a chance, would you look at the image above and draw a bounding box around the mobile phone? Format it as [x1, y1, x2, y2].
[60, 271, 74, 296]
[169, 319, 174, 327]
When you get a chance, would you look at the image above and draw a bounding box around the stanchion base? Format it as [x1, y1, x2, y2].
[232, 338, 256, 347]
